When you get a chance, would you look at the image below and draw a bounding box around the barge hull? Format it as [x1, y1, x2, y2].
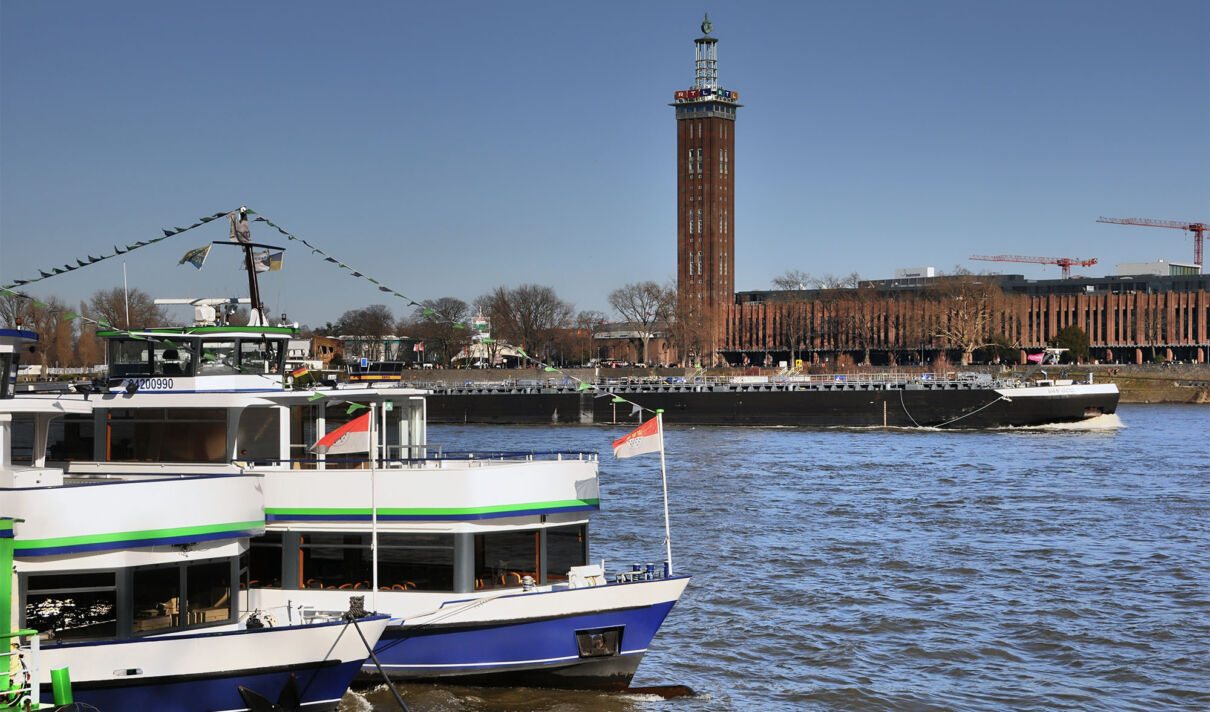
[423, 385, 1119, 429]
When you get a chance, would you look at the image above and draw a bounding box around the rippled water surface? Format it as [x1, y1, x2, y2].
[345, 404, 1210, 712]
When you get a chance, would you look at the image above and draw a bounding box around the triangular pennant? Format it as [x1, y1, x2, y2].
[39, 270, 52, 278]
[62, 312, 78, 321]
[453, 323, 465, 329]
[346, 403, 368, 415]
[378, 286, 392, 292]
[76, 258, 88, 267]
[162, 229, 176, 237]
[544, 366, 557, 372]
[200, 216, 215, 223]
[612, 396, 627, 403]
[577, 382, 593, 391]
[308, 392, 326, 401]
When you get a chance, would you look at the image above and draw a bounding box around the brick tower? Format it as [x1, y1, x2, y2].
[672, 14, 740, 362]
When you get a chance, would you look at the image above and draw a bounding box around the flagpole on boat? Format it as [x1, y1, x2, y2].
[656, 409, 673, 576]
[370, 406, 379, 612]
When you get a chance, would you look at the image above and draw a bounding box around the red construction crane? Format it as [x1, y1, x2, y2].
[1097, 216, 1208, 270]
[970, 254, 1098, 279]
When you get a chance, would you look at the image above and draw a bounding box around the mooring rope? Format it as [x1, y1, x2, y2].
[899, 387, 1010, 429]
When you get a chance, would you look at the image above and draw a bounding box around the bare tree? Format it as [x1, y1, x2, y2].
[927, 274, 1001, 364]
[814, 272, 861, 290]
[482, 284, 574, 362]
[76, 307, 103, 367]
[607, 281, 673, 365]
[771, 270, 813, 291]
[410, 297, 472, 366]
[24, 297, 67, 372]
[0, 291, 36, 328]
[571, 310, 608, 364]
[335, 304, 395, 360]
[86, 287, 167, 330]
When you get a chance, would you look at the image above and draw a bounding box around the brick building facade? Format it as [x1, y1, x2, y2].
[720, 290, 1210, 365]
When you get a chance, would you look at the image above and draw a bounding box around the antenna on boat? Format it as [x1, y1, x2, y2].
[206, 207, 284, 327]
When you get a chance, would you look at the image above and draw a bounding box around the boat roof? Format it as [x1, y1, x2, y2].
[98, 325, 298, 339]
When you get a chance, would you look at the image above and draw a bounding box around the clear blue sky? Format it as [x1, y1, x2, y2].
[2, 1, 1207, 327]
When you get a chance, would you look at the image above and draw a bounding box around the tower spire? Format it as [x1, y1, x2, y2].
[694, 14, 719, 89]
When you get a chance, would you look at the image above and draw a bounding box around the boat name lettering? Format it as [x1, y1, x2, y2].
[129, 377, 174, 390]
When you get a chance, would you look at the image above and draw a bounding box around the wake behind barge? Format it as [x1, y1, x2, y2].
[352, 369, 1120, 429]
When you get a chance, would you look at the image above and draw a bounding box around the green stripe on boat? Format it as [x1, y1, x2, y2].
[13, 520, 264, 551]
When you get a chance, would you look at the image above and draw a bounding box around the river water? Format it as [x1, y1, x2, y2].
[346, 403, 1209, 712]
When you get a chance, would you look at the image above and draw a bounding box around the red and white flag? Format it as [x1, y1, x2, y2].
[612, 416, 662, 459]
[1027, 352, 1045, 363]
[311, 412, 370, 455]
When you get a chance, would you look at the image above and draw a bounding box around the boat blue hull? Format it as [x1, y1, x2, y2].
[42, 660, 363, 712]
[368, 598, 680, 689]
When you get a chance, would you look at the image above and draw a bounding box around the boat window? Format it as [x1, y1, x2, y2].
[545, 524, 588, 583]
[300, 533, 373, 591]
[186, 560, 232, 625]
[378, 533, 455, 592]
[236, 407, 280, 462]
[152, 341, 194, 377]
[239, 339, 283, 375]
[7, 415, 33, 464]
[199, 340, 238, 375]
[289, 405, 322, 465]
[24, 572, 117, 642]
[109, 340, 151, 378]
[106, 408, 228, 462]
[46, 413, 94, 461]
[132, 558, 236, 635]
[297, 532, 455, 592]
[248, 532, 283, 588]
[0, 352, 15, 398]
[132, 566, 180, 633]
[474, 531, 539, 590]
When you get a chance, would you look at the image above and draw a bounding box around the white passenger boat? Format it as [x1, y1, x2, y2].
[1, 327, 388, 712]
[22, 303, 689, 689]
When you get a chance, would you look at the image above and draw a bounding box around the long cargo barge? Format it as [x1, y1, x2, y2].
[350, 367, 1120, 429]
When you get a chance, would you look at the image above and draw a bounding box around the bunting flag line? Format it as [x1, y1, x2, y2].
[2, 207, 233, 290]
[2, 205, 658, 418]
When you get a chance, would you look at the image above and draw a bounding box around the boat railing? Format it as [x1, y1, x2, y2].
[408, 371, 1018, 391]
[1, 629, 40, 711]
[243, 450, 600, 470]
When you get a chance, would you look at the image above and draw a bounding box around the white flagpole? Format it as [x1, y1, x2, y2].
[370, 406, 379, 612]
[656, 410, 673, 576]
